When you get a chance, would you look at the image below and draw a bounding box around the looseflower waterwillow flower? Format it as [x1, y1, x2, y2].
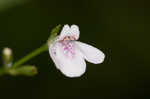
[49, 25, 105, 77]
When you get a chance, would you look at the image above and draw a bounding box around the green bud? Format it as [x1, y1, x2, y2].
[2, 47, 13, 68]
[8, 65, 38, 76]
[48, 25, 61, 44]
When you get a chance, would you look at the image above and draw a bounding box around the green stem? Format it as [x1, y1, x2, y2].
[12, 43, 48, 68]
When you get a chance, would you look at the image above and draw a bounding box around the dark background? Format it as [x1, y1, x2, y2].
[0, 0, 150, 99]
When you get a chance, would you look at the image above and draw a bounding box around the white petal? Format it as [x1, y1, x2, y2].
[55, 42, 86, 77]
[75, 41, 105, 64]
[59, 24, 71, 40]
[49, 41, 61, 70]
[70, 25, 80, 40]
[59, 24, 80, 40]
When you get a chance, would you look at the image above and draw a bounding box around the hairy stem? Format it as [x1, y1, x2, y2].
[12, 43, 48, 68]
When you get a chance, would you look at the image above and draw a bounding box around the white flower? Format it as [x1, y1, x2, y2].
[49, 25, 105, 77]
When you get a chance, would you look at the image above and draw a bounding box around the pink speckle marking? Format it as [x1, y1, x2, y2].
[60, 39, 75, 59]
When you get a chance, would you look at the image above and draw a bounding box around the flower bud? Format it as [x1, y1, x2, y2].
[2, 47, 13, 68]
[8, 65, 38, 76]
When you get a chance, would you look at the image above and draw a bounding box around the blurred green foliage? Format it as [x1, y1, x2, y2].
[0, 0, 31, 12]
